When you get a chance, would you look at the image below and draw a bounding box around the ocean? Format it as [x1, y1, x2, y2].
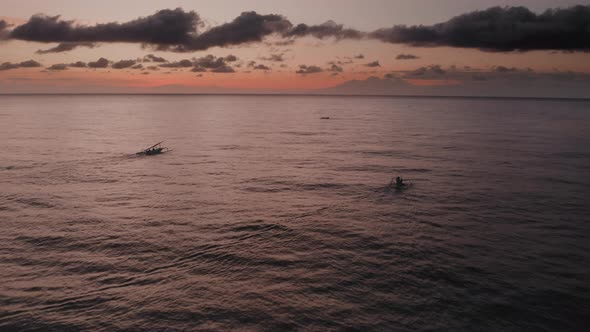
[1, 95, 589, 331]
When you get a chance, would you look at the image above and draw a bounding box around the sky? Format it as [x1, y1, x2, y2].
[1, 0, 590, 96]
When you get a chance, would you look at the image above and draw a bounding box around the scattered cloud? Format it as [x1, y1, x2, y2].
[494, 66, 519, 73]
[88, 57, 109, 68]
[396, 53, 419, 60]
[112, 59, 137, 69]
[194, 55, 226, 69]
[0, 60, 42, 71]
[211, 65, 235, 73]
[36, 42, 96, 54]
[260, 53, 285, 62]
[69, 61, 87, 68]
[160, 59, 193, 68]
[19, 60, 42, 68]
[296, 65, 323, 74]
[183, 55, 237, 73]
[253, 64, 271, 70]
[224, 54, 238, 62]
[365, 61, 381, 67]
[328, 63, 343, 72]
[143, 54, 167, 63]
[47, 63, 68, 70]
[407, 65, 446, 77]
[354, 54, 365, 59]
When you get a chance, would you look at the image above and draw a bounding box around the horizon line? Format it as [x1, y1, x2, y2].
[0, 93, 589, 102]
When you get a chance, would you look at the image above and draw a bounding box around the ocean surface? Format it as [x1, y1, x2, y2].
[1, 95, 589, 331]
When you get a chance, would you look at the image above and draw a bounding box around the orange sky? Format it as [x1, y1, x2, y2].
[1, 1, 590, 94]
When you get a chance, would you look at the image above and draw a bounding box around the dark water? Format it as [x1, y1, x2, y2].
[1, 95, 589, 331]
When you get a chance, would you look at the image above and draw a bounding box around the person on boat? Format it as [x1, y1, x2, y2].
[395, 176, 405, 187]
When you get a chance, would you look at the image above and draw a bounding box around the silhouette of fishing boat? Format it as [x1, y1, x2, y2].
[136, 141, 169, 156]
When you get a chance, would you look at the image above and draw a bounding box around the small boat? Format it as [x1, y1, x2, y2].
[389, 177, 411, 191]
[136, 141, 169, 156]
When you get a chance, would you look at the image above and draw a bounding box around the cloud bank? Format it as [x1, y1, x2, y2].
[3, 6, 589, 53]
[370, 6, 590, 51]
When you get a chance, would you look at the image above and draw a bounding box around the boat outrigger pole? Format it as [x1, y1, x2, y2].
[145, 141, 163, 150]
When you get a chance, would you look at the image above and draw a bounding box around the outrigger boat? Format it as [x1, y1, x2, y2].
[136, 141, 169, 156]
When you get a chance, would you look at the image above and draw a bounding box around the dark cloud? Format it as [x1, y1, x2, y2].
[0, 20, 11, 39]
[396, 53, 419, 60]
[390, 64, 570, 84]
[9, 5, 587, 53]
[260, 53, 285, 62]
[169, 11, 292, 51]
[36, 42, 96, 54]
[407, 65, 446, 77]
[143, 54, 167, 62]
[365, 61, 381, 67]
[11, 8, 200, 45]
[296, 65, 323, 74]
[146, 66, 160, 71]
[354, 54, 365, 59]
[188, 55, 236, 72]
[69, 61, 87, 68]
[131, 64, 143, 69]
[224, 54, 238, 62]
[270, 39, 296, 46]
[160, 59, 193, 68]
[328, 63, 343, 72]
[47, 63, 68, 70]
[370, 5, 590, 51]
[494, 66, 518, 73]
[285, 20, 363, 39]
[332, 57, 353, 65]
[253, 64, 271, 70]
[211, 65, 235, 73]
[20, 60, 43, 68]
[0, 63, 20, 71]
[0, 60, 42, 71]
[112, 59, 137, 69]
[194, 55, 226, 69]
[88, 57, 109, 68]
